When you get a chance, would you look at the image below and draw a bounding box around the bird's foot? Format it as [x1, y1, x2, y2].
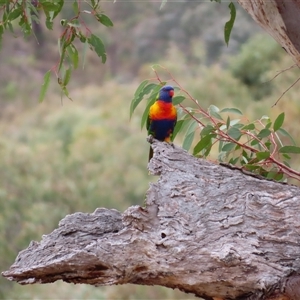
[147, 135, 154, 144]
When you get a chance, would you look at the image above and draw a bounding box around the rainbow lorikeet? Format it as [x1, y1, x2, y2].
[147, 85, 177, 161]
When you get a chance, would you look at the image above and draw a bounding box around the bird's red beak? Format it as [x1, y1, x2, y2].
[169, 90, 174, 97]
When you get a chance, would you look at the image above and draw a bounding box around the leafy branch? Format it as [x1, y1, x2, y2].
[0, 0, 113, 102]
[130, 66, 300, 182]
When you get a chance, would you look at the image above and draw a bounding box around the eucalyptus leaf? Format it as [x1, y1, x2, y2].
[172, 96, 185, 105]
[222, 142, 236, 152]
[193, 134, 214, 155]
[277, 128, 296, 145]
[256, 151, 270, 161]
[220, 107, 242, 115]
[257, 128, 271, 139]
[183, 131, 195, 152]
[224, 2, 236, 46]
[242, 123, 255, 130]
[273, 112, 285, 132]
[87, 34, 106, 63]
[39, 70, 51, 103]
[208, 105, 223, 120]
[279, 146, 300, 154]
[227, 127, 241, 140]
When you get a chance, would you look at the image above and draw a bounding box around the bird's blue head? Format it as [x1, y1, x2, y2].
[158, 85, 174, 103]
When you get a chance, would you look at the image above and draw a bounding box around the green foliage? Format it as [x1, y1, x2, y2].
[279, 146, 300, 154]
[273, 112, 285, 132]
[0, 0, 113, 101]
[88, 34, 107, 63]
[131, 69, 300, 182]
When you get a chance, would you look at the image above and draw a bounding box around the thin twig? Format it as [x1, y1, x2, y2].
[272, 76, 300, 107]
[179, 105, 206, 128]
[265, 64, 297, 83]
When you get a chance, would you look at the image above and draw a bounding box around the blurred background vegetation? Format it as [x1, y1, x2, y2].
[1, 1, 300, 299]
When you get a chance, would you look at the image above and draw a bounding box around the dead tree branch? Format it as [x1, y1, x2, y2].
[2, 140, 300, 300]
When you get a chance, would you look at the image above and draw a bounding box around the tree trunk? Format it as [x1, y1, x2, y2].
[237, 0, 300, 67]
[2, 140, 300, 300]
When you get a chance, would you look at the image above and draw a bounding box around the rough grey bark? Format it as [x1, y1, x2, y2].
[237, 0, 300, 67]
[2, 140, 300, 300]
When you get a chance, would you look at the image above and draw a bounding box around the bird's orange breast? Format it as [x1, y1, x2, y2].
[149, 101, 177, 120]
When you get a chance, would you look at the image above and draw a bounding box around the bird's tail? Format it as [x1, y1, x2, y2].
[148, 146, 153, 162]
